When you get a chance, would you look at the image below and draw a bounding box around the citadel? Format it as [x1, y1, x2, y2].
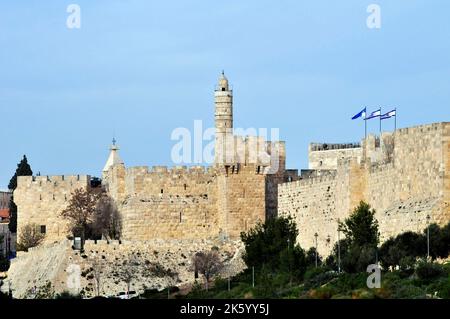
[6, 73, 449, 296]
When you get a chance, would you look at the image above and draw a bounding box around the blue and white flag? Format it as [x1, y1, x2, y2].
[365, 108, 381, 120]
[381, 109, 396, 120]
[351, 107, 366, 120]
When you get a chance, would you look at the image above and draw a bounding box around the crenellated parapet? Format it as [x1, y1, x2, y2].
[279, 122, 450, 257]
[15, 174, 92, 242]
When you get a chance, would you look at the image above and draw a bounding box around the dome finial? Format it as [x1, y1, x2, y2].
[218, 71, 229, 90]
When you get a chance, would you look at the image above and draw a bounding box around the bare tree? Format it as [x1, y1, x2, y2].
[118, 253, 140, 298]
[60, 188, 100, 244]
[17, 223, 45, 252]
[91, 257, 105, 297]
[192, 249, 223, 291]
[93, 195, 122, 241]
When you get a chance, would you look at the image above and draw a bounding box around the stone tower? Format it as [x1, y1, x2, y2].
[214, 71, 233, 164]
[102, 138, 124, 175]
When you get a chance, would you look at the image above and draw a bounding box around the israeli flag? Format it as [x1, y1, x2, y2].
[381, 109, 396, 120]
[352, 107, 366, 120]
[365, 108, 381, 120]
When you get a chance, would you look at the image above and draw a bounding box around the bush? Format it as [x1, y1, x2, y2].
[379, 232, 426, 269]
[17, 223, 46, 252]
[0, 257, 10, 272]
[304, 268, 338, 290]
[54, 291, 82, 299]
[425, 223, 450, 259]
[415, 260, 445, 282]
[305, 247, 322, 268]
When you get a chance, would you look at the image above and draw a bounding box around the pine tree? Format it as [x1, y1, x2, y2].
[8, 155, 33, 233]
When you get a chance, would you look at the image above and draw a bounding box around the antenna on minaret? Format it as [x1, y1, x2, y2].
[112, 128, 117, 146]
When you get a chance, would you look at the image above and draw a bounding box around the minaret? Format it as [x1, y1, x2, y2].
[215, 71, 233, 164]
[102, 138, 124, 174]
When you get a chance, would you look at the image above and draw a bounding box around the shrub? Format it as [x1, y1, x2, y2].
[17, 223, 46, 252]
[54, 291, 82, 299]
[0, 257, 10, 272]
[379, 232, 426, 269]
[415, 260, 445, 282]
[305, 247, 322, 268]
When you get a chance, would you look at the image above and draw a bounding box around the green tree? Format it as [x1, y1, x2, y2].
[328, 202, 380, 273]
[241, 216, 307, 279]
[306, 247, 322, 267]
[8, 155, 33, 233]
[378, 231, 426, 270]
[426, 223, 450, 259]
[339, 201, 379, 247]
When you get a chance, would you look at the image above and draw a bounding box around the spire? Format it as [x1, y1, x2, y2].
[217, 71, 229, 91]
[103, 139, 124, 172]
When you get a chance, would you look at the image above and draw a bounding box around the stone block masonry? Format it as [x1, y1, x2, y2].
[15, 73, 295, 243]
[15, 175, 91, 242]
[279, 122, 450, 256]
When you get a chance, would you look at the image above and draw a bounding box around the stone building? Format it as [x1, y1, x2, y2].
[279, 122, 450, 256]
[15, 73, 297, 242]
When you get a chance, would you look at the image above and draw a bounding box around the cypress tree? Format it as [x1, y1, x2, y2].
[8, 155, 33, 233]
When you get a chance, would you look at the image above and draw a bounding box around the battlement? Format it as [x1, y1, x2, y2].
[125, 165, 216, 176]
[216, 134, 286, 169]
[309, 142, 361, 152]
[280, 170, 338, 189]
[17, 175, 91, 186]
[395, 121, 449, 135]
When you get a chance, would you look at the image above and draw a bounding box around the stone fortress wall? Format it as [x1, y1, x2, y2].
[279, 122, 450, 257]
[102, 140, 293, 242]
[15, 73, 296, 243]
[13, 73, 448, 258]
[15, 175, 91, 242]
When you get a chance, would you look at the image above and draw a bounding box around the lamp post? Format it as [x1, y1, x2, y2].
[426, 215, 431, 259]
[287, 238, 291, 285]
[314, 233, 318, 268]
[337, 219, 341, 274]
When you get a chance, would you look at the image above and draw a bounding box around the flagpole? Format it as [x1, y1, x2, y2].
[379, 108, 382, 134]
[365, 118, 367, 139]
[394, 108, 397, 131]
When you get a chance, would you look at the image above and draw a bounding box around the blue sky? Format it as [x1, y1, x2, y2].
[0, 1, 449, 189]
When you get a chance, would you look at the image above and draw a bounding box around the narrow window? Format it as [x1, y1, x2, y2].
[161, 189, 164, 194]
[40, 225, 46, 234]
[179, 212, 182, 223]
[184, 184, 187, 191]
